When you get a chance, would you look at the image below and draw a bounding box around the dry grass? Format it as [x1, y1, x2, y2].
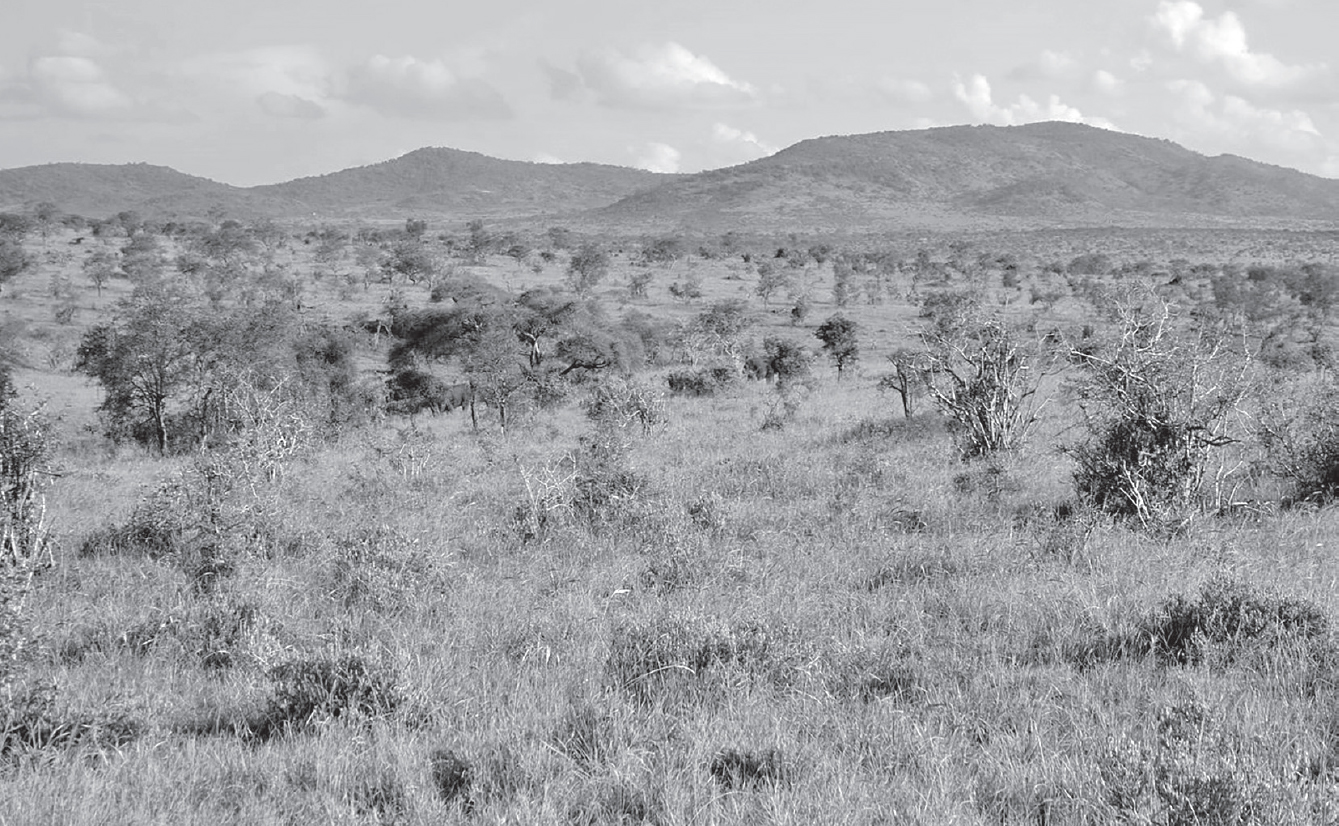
[3, 226, 1339, 823]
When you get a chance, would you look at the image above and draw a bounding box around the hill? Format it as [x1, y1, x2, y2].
[0, 162, 292, 220]
[254, 148, 673, 220]
[0, 150, 673, 223]
[593, 122, 1339, 231]
[3, 122, 1339, 231]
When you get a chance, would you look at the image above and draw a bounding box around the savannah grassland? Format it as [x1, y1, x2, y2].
[3, 217, 1339, 826]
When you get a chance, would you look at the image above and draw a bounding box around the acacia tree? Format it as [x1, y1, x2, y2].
[815, 314, 859, 379]
[1069, 297, 1254, 528]
[567, 242, 610, 297]
[76, 283, 205, 453]
[920, 297, 1048, 459]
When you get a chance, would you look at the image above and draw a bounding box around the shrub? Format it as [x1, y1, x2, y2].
[606, 615, 814, 706]
[2, 681, 141, 763]
[250, 653, 400, 739]
[0, 399, 54, 702]
[1142, 575, 1329, 666]
[1069, 297, 1253, 529]
[1257, 376, 1339, 505]
[709, 747, 790, 790]
[429, 747, 474, 809]
[666, 365, 736, 397]
[921, 315, 1047, 458]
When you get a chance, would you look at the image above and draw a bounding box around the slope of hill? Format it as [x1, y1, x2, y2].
[594, 122, 1339, 231]
[4, 123, 1339, 231]
[0, 162, 280, 220]
[254, 148, 674, 219]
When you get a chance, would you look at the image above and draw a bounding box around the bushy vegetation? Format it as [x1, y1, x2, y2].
[4, 214, 1339, 822]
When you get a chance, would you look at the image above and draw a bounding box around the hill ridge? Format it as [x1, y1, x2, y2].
[3, 122, 1338, 230]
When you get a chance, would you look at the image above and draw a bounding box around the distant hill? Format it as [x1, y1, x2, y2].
[3, 123, 1339, 231]
[253, 148, 672, 220]
[0, 150, 673, 223]
[0, 162, 290, 220]
[593, 122, 1339, 231]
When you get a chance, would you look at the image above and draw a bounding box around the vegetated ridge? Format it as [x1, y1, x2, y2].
[3, 122, 1338, 230]
[595, 121, 1339, 231]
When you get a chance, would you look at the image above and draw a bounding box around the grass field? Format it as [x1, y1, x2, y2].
[2, 223, 1339, 824]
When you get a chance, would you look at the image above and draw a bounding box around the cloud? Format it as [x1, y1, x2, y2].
[343, 54, 511, 119]
[876, 77, 933, 104]
[1091, 69, 1124, 95]
[26, 55, 133, 117]
[574, 42, 757, 109]
[1152, 1, 1326, 89]
[256, 91, 324, 119]
[711, 122, 779, 163]
[1167, 78, 1324, 155]
[634, 142, 681, 173]
[953, 74, 1116, 130]
[182, 46, 332, 109]
[532, 152, 564, 164]
[1008, 50, 1077, 82]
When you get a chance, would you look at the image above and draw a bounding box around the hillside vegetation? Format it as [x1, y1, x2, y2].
[5, 122, 1339, 232]
[1, 206, 1339, 823]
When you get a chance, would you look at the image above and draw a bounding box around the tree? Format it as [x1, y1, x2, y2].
[815, 315, 859, 379]
[76, 284, 205, 453]
[832, 256, 858, 308]
[1069, 296, 1253, 529]
[881, 349, 928, 419]
[755, 260, 789, 306]
[83, 248, 119, 297]
[921, 312, 1047, 459]
[567, 242, 610, 297]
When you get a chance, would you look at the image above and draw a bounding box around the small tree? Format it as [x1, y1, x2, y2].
[1069, 297, 1253, 529]
[83, 248, 118, 297]
[815, 315, 859, 379]
[567, 243, 610, 297]
[0, 390, 55, 703]
[881, 348, 927, 419]
[921, 311, 1047, 459]
[754, 260, 789, 306]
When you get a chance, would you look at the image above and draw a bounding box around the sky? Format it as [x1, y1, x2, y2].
[0, 0, 1335, 187]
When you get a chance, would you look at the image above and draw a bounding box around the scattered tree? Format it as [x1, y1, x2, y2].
[815, 314, 860, 379]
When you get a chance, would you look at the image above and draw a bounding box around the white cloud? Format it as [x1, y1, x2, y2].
[256, 91, 324, 119]
[575, 43, 757, 109]
[1092, 69, 1124, 95]
[28, 55, 133, 117]
[343, 54, 511, 119]
[1008, 50, 1077, 82]
[953, 74, 1116, 130]
[1166, 78, 1325, 155]
[1152, 1, 1326, 89]
[711, 122, 779, 164]
[532, 152, 563, 164]
[634, 142, 681, 173]
[876, 77, 933, 104]
[182, 46, 332, 107]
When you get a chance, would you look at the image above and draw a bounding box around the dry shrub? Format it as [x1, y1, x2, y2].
[606, 614, 816, 706]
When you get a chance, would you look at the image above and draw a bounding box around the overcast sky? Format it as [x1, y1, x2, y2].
[0, 0, 1333, 186]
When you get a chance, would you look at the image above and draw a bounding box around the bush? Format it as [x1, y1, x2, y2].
[250, 653, 400, 739]
[666, 365, 737, 397]
[1142, 575, 1329, 666]
[606, 615, 815, 706]
[921, 315, 1047, 458]
[1069, 297, 1252, 528]
[1258, 376, 1339, 505]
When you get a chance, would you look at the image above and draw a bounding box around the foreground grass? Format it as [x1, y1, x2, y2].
[3, 375, 1338, 826]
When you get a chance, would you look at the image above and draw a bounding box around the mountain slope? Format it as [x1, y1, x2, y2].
[595, 122, 1339, 230]
[254, 148, 673, 219]
[0, 163, 275, 219]
[3, 123, 1338, 230]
